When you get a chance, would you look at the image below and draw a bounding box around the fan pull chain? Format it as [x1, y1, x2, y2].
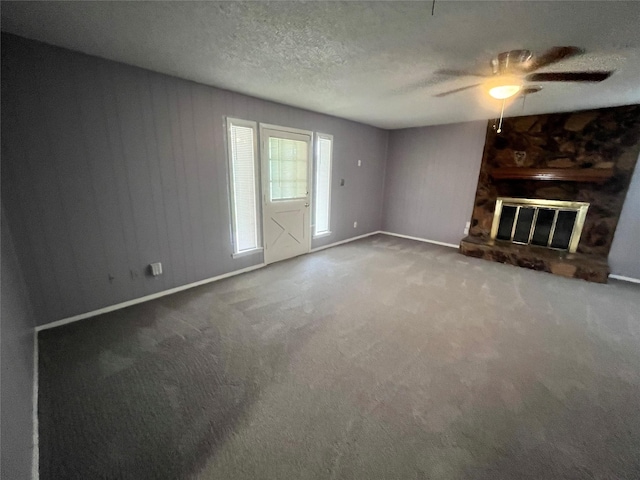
[496, 99, 506, 133]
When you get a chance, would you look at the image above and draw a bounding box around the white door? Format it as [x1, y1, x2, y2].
[261, 126, 312, 264]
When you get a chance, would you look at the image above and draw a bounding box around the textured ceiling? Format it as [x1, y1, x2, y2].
[2, 1, 640, 129]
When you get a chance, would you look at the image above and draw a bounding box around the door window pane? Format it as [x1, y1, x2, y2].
[269, 137, 308, 200]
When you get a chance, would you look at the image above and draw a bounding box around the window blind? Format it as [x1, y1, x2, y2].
[229, 121, 259, 253]
[314, 135, 332, 236]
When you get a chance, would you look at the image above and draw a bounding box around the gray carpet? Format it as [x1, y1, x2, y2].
[38, 234, 640, 479]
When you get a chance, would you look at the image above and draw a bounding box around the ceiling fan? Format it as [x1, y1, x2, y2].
[433, 47, 614, 99]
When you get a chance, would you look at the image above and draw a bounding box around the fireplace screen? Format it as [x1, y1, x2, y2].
[490, 197, 589, 253]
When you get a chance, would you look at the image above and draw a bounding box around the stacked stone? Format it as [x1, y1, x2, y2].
[462, 104, 640, 282]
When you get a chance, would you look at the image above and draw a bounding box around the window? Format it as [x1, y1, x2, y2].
[227, 118, 260, 255]
[268, 137, 309, 200]
[314, 134, 333, 236]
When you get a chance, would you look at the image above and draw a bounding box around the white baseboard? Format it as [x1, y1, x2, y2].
[37, 231, 387, 332]
[310, 231, 382, 253]
[609, 274, 640, 284]
[36, 263, 267, 332]
[379, 231, 459, 249]
[40, 230, 389, 332]
[32, 329, 39, 480]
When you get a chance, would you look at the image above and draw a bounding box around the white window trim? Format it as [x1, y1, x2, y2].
[231, 247, 263, 259]
[227, 117, 262, 256]
[313, 132, 333, 238]
[260, 122, 313, 137]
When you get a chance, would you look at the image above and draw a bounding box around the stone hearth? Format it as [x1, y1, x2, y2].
[460, 236, 609, 283]
[461, 104, 640, 283]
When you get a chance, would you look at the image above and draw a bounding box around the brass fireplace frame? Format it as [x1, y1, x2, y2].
[490, 197, 589, 253]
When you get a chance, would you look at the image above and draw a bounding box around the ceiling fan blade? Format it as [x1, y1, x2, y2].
[433, 69, 491, 78]
[518, 86, 543, 96]
[525, 71, 613, 82]
[524, 46, 584, 72]
[393, 76, 452, 95]
[434, 83, 482, 97]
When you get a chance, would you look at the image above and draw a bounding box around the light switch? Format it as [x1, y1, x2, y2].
[149, 262, 163, 276]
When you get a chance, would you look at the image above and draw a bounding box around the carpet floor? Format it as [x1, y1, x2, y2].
[38, 234, 640, 479]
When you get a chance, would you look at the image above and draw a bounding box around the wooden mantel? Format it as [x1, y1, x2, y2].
[490, 167, 614, 183]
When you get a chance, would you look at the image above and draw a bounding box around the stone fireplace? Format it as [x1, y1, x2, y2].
[460, 104, 640, 283]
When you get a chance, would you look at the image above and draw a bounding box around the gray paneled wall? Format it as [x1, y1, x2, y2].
[1, 208, 35, 480]
[382, 121, 487, 245]
[1, 34, 388, 325]
[610, 164, 640, 279]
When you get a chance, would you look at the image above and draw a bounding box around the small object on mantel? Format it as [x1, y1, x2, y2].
[490, 167, 614, 183]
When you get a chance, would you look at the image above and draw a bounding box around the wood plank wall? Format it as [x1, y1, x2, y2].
[1, 34, 389, 325]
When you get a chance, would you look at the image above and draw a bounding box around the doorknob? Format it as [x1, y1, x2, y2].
[305, 203, 309, 207]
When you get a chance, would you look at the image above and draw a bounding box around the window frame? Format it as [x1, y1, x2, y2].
[226, 117, 263, 258]
[313, 132, 333, 238]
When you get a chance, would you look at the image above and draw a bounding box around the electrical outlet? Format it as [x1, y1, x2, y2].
[353, 221, 358, 228]
[464, 221, 470, 235]
[357, 159, 362, 167]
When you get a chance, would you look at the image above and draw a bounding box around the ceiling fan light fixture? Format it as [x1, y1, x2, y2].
[488, 83, 522, 99]
[487, 75, 522, 99]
